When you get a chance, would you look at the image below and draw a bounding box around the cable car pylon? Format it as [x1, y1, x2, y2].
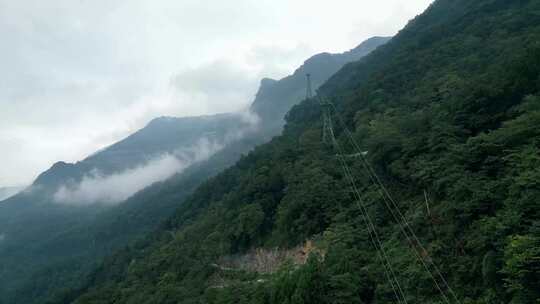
[320, 96, 335, 145]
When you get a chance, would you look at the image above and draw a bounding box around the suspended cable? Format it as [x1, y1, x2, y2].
[320, 97, 408, 304]
[325, 100, 460, 304]
[334, 143, 408, 304]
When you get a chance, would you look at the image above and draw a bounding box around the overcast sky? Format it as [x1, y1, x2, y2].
[0, 0, 433, 187]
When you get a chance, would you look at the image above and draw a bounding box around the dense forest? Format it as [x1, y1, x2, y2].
[49, 0, 540, 303]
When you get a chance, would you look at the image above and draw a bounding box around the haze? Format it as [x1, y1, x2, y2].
[0, 0, 433, 187]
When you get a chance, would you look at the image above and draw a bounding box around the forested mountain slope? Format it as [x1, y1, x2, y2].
[0, 38, 388, 304]
[63, 0, 540, 303]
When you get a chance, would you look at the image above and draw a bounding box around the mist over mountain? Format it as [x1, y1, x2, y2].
[0, 187, 23, 201]
[0, 37, 388, 304]
[50, 1, 540, 303]
[31, 113, 254, 190]
[14, 37, 389, 208]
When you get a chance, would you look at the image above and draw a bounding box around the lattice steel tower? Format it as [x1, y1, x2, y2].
[305, 74, 335, 144]
[320, 96, 336, 145]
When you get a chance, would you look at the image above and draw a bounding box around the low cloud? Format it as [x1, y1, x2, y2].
[53, 137, 225, 205]
[231, 110, 261, 135]
[0, 186, 24, 201]
[52, 113, 260, 206]
[0, 0, 433, 187]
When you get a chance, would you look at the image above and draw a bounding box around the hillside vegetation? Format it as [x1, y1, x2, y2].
[57, 0, 540, 303]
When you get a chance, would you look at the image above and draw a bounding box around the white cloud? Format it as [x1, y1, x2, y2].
[52, 114, 259, 205]
[53, 155, 184, 205]
[0, 0, 434, 186]
[53, 137, 225, 205]
[0, 186, 24, 201]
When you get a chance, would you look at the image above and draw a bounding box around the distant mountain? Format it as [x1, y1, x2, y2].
[33, 113, 251, 190]
[251, 36, 391, 132]
[0, 37, 389, 304]
[0, 186, 23, 201]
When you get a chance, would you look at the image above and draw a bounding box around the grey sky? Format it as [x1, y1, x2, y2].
[0, 0, 433, 186]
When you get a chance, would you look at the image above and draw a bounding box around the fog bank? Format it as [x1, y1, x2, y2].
[53, 137, 224, 205]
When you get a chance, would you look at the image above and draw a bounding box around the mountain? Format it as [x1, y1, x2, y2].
[58, 1, 540, 303]
[250, 36, 390, 132]
[32, 113, 251, 190]
[0, 37, 388, 304]
[0, 112, 254, 303]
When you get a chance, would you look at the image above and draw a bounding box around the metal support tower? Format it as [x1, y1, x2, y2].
[306, 73, 313, 99]
[320, 97, 336, 145]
